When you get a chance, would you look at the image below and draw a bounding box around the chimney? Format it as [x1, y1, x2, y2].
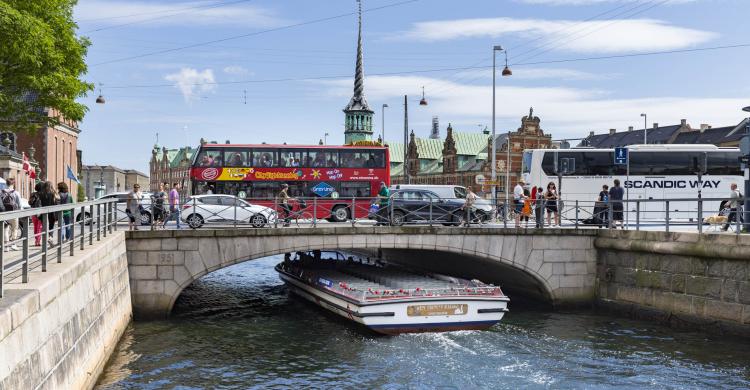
[653, 123, 658, 129]
[609, 128, 616, 135]
[628, 126, 634, 131]
[680, 119, 687, 126]
[589, 131, 595, 137]
[700, 124, 711, 132]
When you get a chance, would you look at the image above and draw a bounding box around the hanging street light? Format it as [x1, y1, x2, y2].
[419, 86, 428, 106]
[95, 83, 105, 104]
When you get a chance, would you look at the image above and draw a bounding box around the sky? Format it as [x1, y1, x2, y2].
[74, 0, 750, 173]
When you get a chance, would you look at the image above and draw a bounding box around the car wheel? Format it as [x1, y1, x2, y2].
[76, 212, 92, 226]
[187, 214, 204, 229]
[141, 212, 152, 226]
[448, 213, 462, 227]
[250, 214, 267, 228]
[330, 206, 349, 223]
[476, 210, 488, 223]
[391, 210, 406, 226]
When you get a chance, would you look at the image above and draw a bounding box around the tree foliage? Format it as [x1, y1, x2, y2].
[0, 0, 92, 132]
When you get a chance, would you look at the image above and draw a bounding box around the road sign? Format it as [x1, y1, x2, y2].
[614, 147, 628, 165]
[311, 182, 335, 197]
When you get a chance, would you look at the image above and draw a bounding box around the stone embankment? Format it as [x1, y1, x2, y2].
[596, 230, 750, 336]
[0, 232, 131, 389]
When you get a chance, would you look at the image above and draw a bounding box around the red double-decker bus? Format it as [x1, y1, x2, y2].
[190, 144, 390, 222]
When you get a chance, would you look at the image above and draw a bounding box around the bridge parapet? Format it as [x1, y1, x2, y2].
[125, 227, 599, 319]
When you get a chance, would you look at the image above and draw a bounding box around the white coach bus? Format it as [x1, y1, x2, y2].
[521, 144, 743, 222]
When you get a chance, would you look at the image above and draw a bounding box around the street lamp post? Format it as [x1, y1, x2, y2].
[324, 132, 329, 145]
[640, 113, 647, 144]
[493, 45, 511, 218]
[382, 104, 388, 143]
[742, 106, 750, 232]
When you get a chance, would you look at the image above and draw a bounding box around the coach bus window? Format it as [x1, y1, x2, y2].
[197, 150, 223, 167]
[707, 151, 742, 175]
[224, 150, 249, 167]
[340, 182, 370, 198]
[522, 151, 532, 174]
[279, 149, 307, 168]
[252, 150, 276, 168]
[582, 152, 626, 175]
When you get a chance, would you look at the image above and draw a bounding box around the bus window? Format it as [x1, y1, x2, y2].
[309, 150, 336, 168]
[196, 149, 223, 167]
[279, 149, 307, 168]
[216, 182, 251, 197]
[340, 151, 369, 168]
[522, 151, 532, 174]
[252, 149, 276, 168]
[340, 182, 371, 197]
[707, 151, 742, 175]
[251, 182, 280, 199]
[224, 149, 250, 167]
[286, 182, 309, 197]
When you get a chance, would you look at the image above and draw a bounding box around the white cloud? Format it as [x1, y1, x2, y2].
[397, 18, 716, 53]
[165, 68, 216, 102]
[76, 1, 284, 28]
[223, 65, 251, 76]
[313, 75, 746, 139]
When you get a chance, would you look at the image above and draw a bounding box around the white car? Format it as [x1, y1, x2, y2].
[181, 194, 276, 229]
[96, 192, 154, 225]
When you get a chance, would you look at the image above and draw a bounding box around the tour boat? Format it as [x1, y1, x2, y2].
[275, 251, 510, 335]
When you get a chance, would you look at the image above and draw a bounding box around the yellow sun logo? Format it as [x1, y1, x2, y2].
[311, 169, 321, 179]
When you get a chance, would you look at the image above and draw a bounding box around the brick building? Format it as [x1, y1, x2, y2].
[10, 106, 81, 199]
[0, 135, 39, 199]
[390, 109, 553, 195]
[149, 144, 194, 198]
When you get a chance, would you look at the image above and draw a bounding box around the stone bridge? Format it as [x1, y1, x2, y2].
[125, 227, 598, 319]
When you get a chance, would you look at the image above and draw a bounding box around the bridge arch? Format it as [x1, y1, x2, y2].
[125, 228, 597, 319]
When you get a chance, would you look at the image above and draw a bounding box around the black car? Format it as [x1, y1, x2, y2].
[387, 189, 465, 226]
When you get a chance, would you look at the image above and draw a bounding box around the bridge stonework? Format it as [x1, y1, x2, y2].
[125, 228, 598, 319]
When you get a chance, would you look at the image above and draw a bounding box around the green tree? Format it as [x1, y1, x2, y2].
[0, 0, 92, 133]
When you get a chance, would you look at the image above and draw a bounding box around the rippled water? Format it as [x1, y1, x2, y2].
[97, 255, 750, 389]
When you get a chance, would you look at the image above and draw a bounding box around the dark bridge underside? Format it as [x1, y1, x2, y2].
[373, 248, 552, 304]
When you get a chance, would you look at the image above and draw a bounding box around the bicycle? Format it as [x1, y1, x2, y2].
[263, 199, 315, 228]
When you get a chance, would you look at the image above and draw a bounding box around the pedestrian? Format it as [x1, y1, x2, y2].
[164, 182, 182, 229]
[277, 183, 293, 227]
[29, 182, 43, 246]
[39, 181, 59, 246]
[609, 179, 625, 229]
[375, 181, 390, 226]
[2, 177, 22, 251]
[463, 185, 479, 226]
[722, 182, 742, 231]
[595, 184, 609, 228]
[126, 183, 144, 231]
[544, 182, 560, 227]
[535, 186, 545, 228]
[57, 182, 74, 240]
[521, 187, 532, 228]
[151, 183, 167, 230]
[513, 178, 526, 228]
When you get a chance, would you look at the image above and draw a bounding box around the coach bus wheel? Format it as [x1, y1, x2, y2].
[331, 206, 349, 223]
[187, 214, 204, 229]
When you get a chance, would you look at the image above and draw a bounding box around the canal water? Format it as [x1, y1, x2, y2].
[97, 255, 750, 389]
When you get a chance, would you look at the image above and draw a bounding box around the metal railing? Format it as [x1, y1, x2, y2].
[0, 198, 119, 298]
[171, 194, 747, 234]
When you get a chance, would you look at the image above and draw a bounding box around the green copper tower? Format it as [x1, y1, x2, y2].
[343, 0, 373, 145]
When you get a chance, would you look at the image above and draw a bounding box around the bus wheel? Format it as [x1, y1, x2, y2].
[331, 206, 349, 223]
[187, 214, 204, 229]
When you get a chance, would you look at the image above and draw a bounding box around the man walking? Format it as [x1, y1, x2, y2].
[609, 179, 625, 229]
[164, 182, 181, 229]
[375, 181, 390, 226]
[722, 183, 742, 231]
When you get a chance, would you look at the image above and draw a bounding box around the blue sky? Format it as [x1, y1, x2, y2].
[75, 0, 750, 172]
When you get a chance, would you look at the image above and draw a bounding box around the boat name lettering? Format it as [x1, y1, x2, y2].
[407, 304, 468, 317]
[318, 278, 333, 287]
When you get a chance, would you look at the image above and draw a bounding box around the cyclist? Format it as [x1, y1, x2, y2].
[277, 183, 294, 227]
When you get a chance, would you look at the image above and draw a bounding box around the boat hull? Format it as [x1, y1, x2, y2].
[279, 270, 509, 335]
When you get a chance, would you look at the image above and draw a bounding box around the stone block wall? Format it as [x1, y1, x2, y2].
[0, 232, 131, 390]
[595, 230, 750, 336]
